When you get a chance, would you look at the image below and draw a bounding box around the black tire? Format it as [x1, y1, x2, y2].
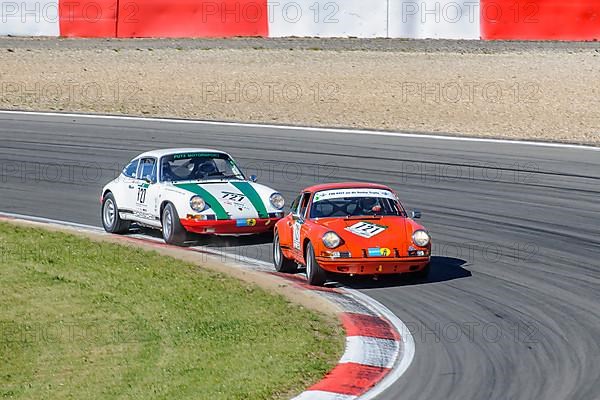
[101, 192, 130, 234]
[305, 242, 327, 286]
[162, 203, 188, 246]
[273, 231, 297, 273]
[413, 263, 431, 280]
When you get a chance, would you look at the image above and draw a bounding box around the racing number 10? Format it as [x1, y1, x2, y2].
[137, 187, 147, 204]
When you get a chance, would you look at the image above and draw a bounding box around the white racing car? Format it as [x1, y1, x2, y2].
[100, 148, 285, 245]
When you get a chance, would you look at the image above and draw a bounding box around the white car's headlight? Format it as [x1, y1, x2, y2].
[412, 230, 430, 247]
[190, 196, 206, 212]
[269, 193, 285, 210]
[322, 231, 342, 249]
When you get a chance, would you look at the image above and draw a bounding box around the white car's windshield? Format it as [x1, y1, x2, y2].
[160, 152, 245, 182]
[310, 189, 404, 218]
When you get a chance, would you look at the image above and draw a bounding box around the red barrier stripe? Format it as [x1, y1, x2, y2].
[481, 0, 600, 40]
[59, 0, 118, 38]
[116, 0, 268, 38]
[308, 362, 390, 396]
[341, 313, 400, 341]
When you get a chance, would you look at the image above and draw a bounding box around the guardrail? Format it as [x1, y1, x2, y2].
[2, 0, 599, 40]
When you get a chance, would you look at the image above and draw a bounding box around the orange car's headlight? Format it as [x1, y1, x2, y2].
[322, 231, 342, 249]
[412, 230, 430, 247]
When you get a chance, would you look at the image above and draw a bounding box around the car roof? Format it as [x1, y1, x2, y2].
[135, 148, 229, 159]
[304, 182, 393, 193]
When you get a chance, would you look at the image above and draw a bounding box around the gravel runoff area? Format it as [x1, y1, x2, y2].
[1, 37, 599, 145]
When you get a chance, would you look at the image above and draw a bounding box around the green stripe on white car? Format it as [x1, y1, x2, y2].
[175, 183, 229, 220]
[231, 181, 269, 219]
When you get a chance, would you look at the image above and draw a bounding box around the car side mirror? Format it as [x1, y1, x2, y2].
[410, 209, 422, 219]
[144, 175, 155, 184]
[249, 175, 258, 182]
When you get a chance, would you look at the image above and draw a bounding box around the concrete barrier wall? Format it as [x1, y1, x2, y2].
[59, 0, 117, 38]
[1, 0, 600, 40]
[268, 0, 388, 38]
[116, 0, 268, 38]
[0, 0, 59, 36]
[480, 0, 600, 40]
[388, 0, 480, 39]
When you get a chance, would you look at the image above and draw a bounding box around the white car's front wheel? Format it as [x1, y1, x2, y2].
[162, 203, 188, 246]
[101, 192, 130, 234]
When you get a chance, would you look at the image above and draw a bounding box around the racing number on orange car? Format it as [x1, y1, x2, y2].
[346, 221, 387, 238]
[293, 222, 301, 250]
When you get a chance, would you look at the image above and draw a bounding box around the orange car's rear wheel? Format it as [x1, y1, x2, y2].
[305, 242, 327, 286]
[273, 231, 297, 273]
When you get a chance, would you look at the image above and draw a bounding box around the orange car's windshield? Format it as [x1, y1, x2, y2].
[310, 197, 404, 218]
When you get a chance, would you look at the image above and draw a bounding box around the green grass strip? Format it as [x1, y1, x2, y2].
[0, 222, 343, 400]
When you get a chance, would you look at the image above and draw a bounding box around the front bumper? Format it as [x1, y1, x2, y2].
[316, 256, 430, 275]
[180, 217, 280, 235]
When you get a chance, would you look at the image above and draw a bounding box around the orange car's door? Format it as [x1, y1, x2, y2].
[290, 192, 312, 263]
[277, 194, 301, 256]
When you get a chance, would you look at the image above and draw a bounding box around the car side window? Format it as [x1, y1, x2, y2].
[123, 159, 139, 178]
[289, 195, 301, 214]
[137, 158, 157, 182]
[298, 193, 311, 219]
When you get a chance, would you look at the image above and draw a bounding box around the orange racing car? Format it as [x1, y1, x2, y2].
[273, 182, 431, 286]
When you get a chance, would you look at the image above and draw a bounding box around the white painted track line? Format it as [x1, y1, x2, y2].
[1, 109, 598, 151]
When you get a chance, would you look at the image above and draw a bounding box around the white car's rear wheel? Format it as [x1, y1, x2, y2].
[101, 192, 130, 234]
[162, 203, 188, 246]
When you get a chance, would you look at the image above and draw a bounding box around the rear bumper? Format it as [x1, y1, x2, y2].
[180, 217, 279, 235]
[316, 256, 430, 275]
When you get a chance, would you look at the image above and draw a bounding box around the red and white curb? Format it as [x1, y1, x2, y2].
[272, 273, 411, 400]
[0, 212, 415, 399]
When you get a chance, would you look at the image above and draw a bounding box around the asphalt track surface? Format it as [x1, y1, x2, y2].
[0, 112, 599, 400]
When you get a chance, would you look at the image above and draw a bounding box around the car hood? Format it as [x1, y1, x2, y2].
[173, 180, 278, 220]
[314, 216, 413, 255]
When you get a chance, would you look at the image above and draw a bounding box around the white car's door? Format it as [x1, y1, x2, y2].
[117, 158, 141, 215]
[133, 157, 161, 227]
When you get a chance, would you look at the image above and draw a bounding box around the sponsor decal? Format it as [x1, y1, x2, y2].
[368, 247, 392, 257]
[314, 188, 396, 202]
[346, 221, 388, 238]
[293, 221, 301, 250]
[236, 218, 257, 227]
[173, 152, 222, 159]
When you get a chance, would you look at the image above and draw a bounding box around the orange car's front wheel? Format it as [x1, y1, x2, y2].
[305, 242, 327, 286]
